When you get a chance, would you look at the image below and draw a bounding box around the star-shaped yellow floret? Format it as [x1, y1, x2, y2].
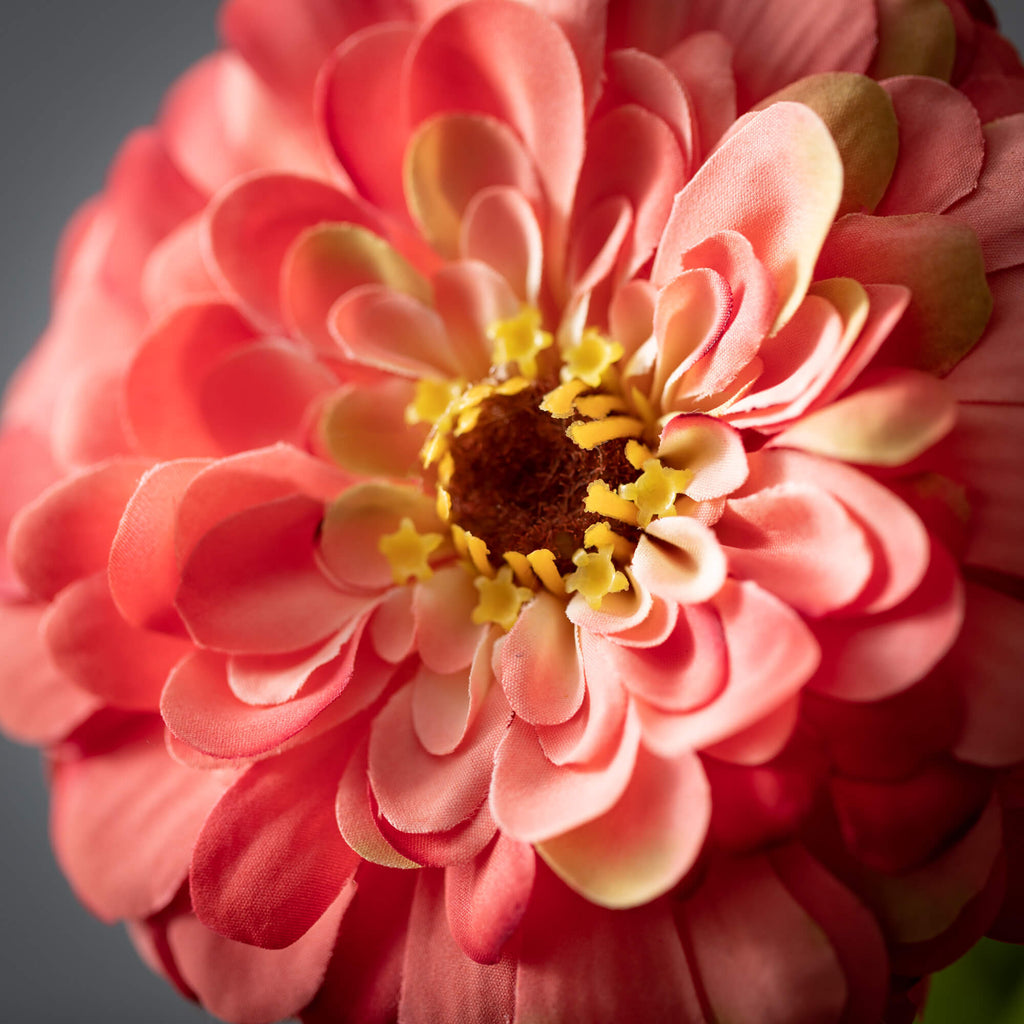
[487, 307, 553, 379]
[564, 547, 629, 610]
[472, 566, 535, 631]
[561, 327, 624, 387]
[618, 459, 694, 528]
[378, 517, 443, 585]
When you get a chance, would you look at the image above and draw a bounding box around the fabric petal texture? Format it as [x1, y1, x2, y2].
[3, 0, 1024, 1021]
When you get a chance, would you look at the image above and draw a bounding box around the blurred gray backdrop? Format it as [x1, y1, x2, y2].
[0, 3, 1022, 1022]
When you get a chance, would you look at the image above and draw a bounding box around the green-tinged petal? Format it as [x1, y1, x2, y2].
[870, 0, 956, 81]
[757, 73, 898, 216]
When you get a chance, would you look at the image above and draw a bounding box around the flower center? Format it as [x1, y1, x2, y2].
[442, 379, 640, 573]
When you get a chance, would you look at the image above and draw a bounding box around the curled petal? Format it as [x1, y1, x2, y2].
[206, 173, 380, 329]
[284, 222, 431, 352]
[770, 368, 956, 467]
[190, 729, 361, 949]
[167, 889, 352, 1024]
[405, 113, 541, 259]
[537, 745, 710, 909]
[52, 719, 229, 922]
[9, 457, 152, 602]
[654, 102, 843, 331]
[716, 483, 873, 617]
[638, 580, 819, 756]
[630, 517, 727, 606]
[445, 833, 535, 965]
[490, 703, 640, 843]
[499, 592, 585, 726]
[369, 681, 510, 835]
[658, 414, 748, 500]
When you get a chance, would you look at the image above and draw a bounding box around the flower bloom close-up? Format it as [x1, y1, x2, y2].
[2, 0, 1024, 1021]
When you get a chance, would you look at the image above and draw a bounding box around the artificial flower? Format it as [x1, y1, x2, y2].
[2, 0, 1024, 1021]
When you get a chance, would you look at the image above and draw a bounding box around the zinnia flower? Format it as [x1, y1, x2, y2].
[2, 0, 1024, 1021]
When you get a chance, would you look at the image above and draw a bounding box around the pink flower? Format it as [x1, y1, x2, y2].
[2, 0, 1024, 1021]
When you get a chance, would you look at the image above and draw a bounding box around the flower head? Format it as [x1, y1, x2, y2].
[2, 1, 1024, 1021]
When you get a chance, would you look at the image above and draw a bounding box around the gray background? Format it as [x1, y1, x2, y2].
[0, 3, 1022, 1022]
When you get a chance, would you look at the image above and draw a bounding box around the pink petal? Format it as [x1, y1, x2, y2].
[141, 215, 222, 317]
[809, 539, 963, 702]
[167, 889, 352, 1024]
[283, 223, 431, 352]
[460, 186, 544, 303]
[717, 482, 873, 617]
[877, 76, 983, 216]
[573, 104, 686, 280]
[370, 586, 417, 664]
[432, 259, 519, 380]
[947, 268, 1024, 405]
[743, 449, 929, 614]
[516, 863, 703, 1021]
[319, 23, 416, 218]
[681, 855, 847, 1024]
[219, 0, 365, 106]
[160, 51, 327, 197]
[197, 339, 337, 454]
[51, 365, 134, 469]
[205, 172, 380, 330]
[177, 494, 361, 654]
[498, 592, 585, 726]
[650, 268, 731, 406]
[950, 585, 1024, 766]
[51, 718, 230, 921]
[330, 285, 461, 379]
[302, 863, 416, 1024]
[404, 112, 542, 260]
[398, 871, 515, 1024]
[638, 580, 819, 756]
[770, 844, 890, 1024]
[771, 367, 956, 467]
[945, 114, 1024, 272]
[175, 444, 347, 567]
[125, 302, 259, 457]
[319, 377, 427, 480]
[445, 833, 535, 964]
[319, 482, 443, 593]
[653, 103, 842, 331]
[701, 694, 801, 767]
[685, 0, 875, 106]
[490, 703, 640, 843]
[600, 604, 726, 713]
[162, 646, 362, 760]
[191, 728, 361, 949]
[108, 459, 209, 634]
[411, 637, 492, 756]
[406, 0, 585, 237]
[669, 230, 778, 401]
[43, 573, 192, 711]
[228, 629, 352, 706]
[9, 457, 152, 601]
[663, 31, 737, 158]
[369, 681, 510, 834]
[630, 517, 727, 606]
[0, 600, 99, 744]
[376, 795, 499, 869]
[816, 212, 991, 375]
[658, 414, 748, 500]
[602, 48, 696, 174]
[947, 402, 1024, 579]
[538, 744, 710, 908]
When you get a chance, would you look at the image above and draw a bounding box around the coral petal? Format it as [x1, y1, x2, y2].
[51, 718, 229, 922]
[538, 745, 710, 909]
[191, 729, 361, 948]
